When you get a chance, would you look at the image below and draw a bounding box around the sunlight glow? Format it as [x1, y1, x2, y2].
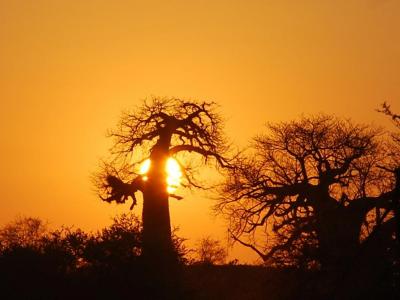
[139, 158, 182, 194]
[139, 159, 151, 181]
[166, 158, 182, 194]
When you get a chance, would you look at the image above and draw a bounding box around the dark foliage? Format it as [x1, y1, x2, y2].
[0, 214, 190, 299]
[0, 213, 398, 299]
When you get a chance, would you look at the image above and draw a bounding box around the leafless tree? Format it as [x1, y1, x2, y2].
[95, 97, 230, 264]
[195, 236, 227, 265]
[216, 115, 396, 270]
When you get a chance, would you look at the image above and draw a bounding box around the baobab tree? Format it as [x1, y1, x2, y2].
[217, 115, 397, 271]
[378, 102, 400, 269]
[95, 98, 229, 265]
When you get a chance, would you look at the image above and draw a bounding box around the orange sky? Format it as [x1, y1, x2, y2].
[0, 0, 399, 263]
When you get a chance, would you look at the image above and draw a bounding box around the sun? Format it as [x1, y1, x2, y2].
[139, 159, 151, 181]
[139, 158, 182, 193]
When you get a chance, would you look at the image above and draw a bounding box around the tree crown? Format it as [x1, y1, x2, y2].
[95, 97, 230, 207]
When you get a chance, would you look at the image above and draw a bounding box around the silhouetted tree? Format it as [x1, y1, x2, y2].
[217, 115, 396, 272]
[0, 216, 47, 251]
[95, 98, 229, 296]
[195, 236, 227, 265]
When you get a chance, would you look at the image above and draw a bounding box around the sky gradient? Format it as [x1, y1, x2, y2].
[1, 0, 399, 262]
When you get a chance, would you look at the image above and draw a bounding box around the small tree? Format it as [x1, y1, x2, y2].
[0, 216, 48, 250]
[95, 98, 229, 265]
[195, 236, 227, 265]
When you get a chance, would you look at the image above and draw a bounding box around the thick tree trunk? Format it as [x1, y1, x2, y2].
[313, 189, 363, 272]
[143, 130, 178, 262]
[141, 140, 174, 264]
[140, 140, 182, 298]
[142, 180, 173, 262]
[316, 207, 362, 271]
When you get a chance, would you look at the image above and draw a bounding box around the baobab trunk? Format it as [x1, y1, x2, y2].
[140, 139, 182, 298]
[141, 138, 175, 264]
[312, 188, 362, 272]
[315, 207, 363, 271]
[142, 173, 173, 263]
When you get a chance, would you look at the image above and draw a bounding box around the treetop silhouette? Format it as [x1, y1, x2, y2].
[97, 98, 229, 202]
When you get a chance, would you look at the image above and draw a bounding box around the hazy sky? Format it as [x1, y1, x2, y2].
[1, 0, 399, 262]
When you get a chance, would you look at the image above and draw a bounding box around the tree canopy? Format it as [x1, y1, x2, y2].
[96, 97, 230, 208]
